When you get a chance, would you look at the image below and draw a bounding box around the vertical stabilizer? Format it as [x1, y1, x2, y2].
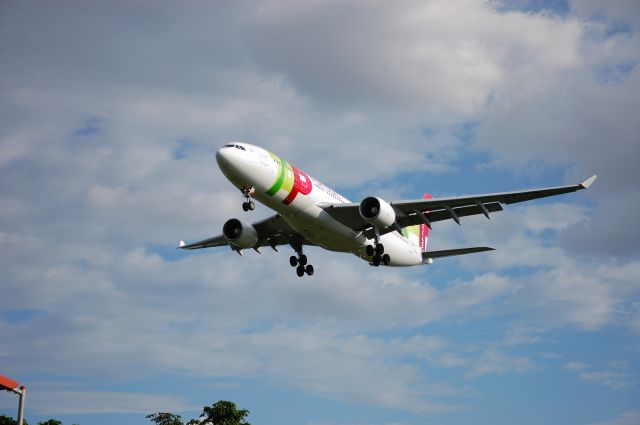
[402, 193, 432, 252]
[420, 193, 431, 252]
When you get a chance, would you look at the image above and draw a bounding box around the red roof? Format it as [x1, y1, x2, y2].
[0, 374, 20, 391]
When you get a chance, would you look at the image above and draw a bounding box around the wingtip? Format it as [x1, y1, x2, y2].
[581, 174, 598, 189]
[178, 240, 186, 248]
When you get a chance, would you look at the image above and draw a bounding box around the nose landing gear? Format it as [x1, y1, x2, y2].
[241, 186, 256, 211]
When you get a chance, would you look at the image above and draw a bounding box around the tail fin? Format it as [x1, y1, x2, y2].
[420, 193, 431, 252]
[402, 193, 432, 252]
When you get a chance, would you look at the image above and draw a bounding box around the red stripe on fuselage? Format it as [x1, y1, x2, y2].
[282, 165, 313, 205]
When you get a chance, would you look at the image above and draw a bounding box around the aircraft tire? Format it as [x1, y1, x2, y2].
[376, 244, 384, 255]
[242, 202, 249, 211]
[372, 255, 381, 267]
[305, 264, 314, 276]
[296, 265, 305, 277]
[382, 254, 390, 265]
[290, 256, 298, 267]
[365, 245, 375, 257]
[299, 254, 308, 266]
[248, 201, 255, 210]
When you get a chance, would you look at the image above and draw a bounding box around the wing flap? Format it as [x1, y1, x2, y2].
[397, 202, 503, 228]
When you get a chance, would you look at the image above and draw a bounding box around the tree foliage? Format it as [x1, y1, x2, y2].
[0, 415, 27, 425]
[145, 412, 183, 425]
[148, 400, 250, 425]
[196, 401, 250, 425]
[0, 415, 29, 425]
[0, 414, 76, 425]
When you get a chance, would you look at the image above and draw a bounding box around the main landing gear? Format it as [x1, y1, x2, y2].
[366, 242, 390, 267]
[290, 252, 314, 277]
[241, 186, 255, 211]
[288, 237, 314, 277]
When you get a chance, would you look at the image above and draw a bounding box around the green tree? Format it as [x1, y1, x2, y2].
[37, 420, 63, 425]
[0, 414, 28, 425]
[145, 412, 183, 425]
[190, 401, 250, 425]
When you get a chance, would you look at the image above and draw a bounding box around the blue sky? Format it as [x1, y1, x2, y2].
[1, 1, 639, 424]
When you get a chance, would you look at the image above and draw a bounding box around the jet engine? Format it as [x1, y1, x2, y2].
[222, 218, 259, 249]
[359, 196, 396, 228]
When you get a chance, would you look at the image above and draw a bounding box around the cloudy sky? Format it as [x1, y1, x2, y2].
[1, 0, 639, 424]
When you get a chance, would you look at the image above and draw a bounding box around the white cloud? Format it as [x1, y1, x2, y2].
[248, 0, 582, 118]
[28, 387, 195, 415]
[463, 348, 536, 378]
[1, 1, 639, 423]
[566, 361, 634, 391]
[587, 410, 640, 425]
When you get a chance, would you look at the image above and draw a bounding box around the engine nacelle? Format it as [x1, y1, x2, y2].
[222, 218, 259, 249]
[359, 196, 396, 228]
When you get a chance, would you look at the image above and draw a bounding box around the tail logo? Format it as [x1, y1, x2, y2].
[403, 193, 431, 251]
[266, 152, 313, 205]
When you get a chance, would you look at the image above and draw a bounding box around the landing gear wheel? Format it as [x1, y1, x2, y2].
[382, 254, 391, 265]
[365, 245, 375, 257]
[376, 244, 385, 255]
[290, 241, 313, 277]
[241, 187, 256, 212]
[305, 264, 314, 276]
[372, 255, 381, 267]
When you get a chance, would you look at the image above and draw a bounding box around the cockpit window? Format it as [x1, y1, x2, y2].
[223, 143, 246, 151]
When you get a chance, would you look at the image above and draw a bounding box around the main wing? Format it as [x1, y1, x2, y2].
[319, 175, 597, 239]
[179, 214, 314, 251]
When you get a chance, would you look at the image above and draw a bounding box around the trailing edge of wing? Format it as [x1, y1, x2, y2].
[421, 246, 495, 263]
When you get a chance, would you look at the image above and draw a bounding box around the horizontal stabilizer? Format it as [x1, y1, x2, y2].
[422, 246, 494, 264]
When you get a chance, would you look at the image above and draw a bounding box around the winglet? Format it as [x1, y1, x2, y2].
[581, 174, 598, 189]
[179, 240, 186, 248]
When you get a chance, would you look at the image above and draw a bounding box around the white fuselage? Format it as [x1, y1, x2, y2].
[216, 143, 423, 266]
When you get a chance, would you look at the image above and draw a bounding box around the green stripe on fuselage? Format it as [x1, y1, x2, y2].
[402, 225, 419, 238]
[266, 153, 286, 196]
[403, 225, 420, 245]
[281, 166, 294, 194]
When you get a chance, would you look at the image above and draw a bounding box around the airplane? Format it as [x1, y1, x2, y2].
[179, 142, 597, 277]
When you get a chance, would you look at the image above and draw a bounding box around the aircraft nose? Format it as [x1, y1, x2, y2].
[216, 144, 248, 179]
[215, 147, 230, 168]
